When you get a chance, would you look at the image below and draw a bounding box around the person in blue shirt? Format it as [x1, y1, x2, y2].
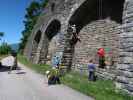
[56, 56, 60, 68]
[88, 59, 97, 81]
[52, 56, 57, 67]
[52, 56, 61, 68]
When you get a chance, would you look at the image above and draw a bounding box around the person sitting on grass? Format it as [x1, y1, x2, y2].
[46, 69, 56, 85]
[54, 66, 61, 84]
[88, 59, 97, 81]
[46, 67, 61, 85]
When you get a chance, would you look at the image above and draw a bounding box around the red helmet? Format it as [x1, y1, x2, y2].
[97, 48, 105, 57]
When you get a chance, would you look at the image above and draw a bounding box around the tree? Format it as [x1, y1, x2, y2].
[0, 42, 11, 55]
[40, 0, 49, 9]
[19, 0, 49, 52]
[0, 32, 4, 40]
[19, 1, 41, 52]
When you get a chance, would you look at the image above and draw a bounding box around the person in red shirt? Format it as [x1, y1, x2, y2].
[97, 48, 106, 68]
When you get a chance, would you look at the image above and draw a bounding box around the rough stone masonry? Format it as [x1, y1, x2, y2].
[24, 0, 133, 94]
[116, 0, 133, 95]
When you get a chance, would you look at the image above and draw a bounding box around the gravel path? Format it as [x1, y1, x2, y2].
[0, 57, 94, 100]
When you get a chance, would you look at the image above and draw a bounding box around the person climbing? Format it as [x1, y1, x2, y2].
[69, 24, 81, 45]
[88, 59, 97, 81]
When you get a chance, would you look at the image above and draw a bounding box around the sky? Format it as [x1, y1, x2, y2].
[0, 0, 37, 44]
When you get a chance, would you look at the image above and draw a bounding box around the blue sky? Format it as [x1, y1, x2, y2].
[0, 0, 37, 44]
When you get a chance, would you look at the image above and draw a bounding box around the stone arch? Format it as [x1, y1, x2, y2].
[34, 30, 42, 44]
[63, 0, 125, 70]
[45, 19, 61, 40]
[31, 30, 42, 61]
[69, 0, 125, 33]
[41, 19, 61, 64]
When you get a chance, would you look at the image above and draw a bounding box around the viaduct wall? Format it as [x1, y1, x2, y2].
[24, 0, 133, 94]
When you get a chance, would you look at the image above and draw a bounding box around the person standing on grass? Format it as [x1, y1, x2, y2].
[97, 48, 106, 68]
[88, 59, 97, 81]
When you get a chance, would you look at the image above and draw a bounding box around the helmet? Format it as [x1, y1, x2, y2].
[45, 70, 50, 75]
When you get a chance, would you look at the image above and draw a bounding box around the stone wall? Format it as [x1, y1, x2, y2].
[32, 0, 86, 65]
[72, 19, 121, 68]
[24, 0, 133, 94]
[46, 35, 60, 64]
[116, 0, 133, 95]
[70, 19, 121, 80]
[24, 0, 87, 64]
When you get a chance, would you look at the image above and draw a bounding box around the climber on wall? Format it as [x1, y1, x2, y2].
[68, 24, 81, 45]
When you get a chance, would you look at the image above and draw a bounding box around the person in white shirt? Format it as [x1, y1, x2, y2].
[8, 51, 17, 73]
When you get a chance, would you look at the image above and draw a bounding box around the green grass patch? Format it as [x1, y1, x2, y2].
[17, 54, 51, 75]
[62, 72, 133, 100]
[18, 54, 133, 100]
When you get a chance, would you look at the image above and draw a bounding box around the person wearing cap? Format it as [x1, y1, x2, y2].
[46, 67, 61, 85]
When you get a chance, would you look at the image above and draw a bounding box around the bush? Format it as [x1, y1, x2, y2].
[18, 54, 51, 74]
[0, 42, 11, 55]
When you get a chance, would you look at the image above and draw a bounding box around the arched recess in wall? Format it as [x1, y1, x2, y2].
[64, 0, 125, 69]
[31, 30, 42, 61]
[69, 0, 125, 33]
[43, 19, 61, 63]
[45, 19, 61, 40]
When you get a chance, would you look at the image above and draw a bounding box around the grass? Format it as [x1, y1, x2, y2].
[62, 72, 133, 100]
[18, 54, 133, 100]
[17, 54, 51, 75]
[0, 54, 9, 60]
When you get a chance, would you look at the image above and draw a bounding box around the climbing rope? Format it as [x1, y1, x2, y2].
[99, 0, 102, 19]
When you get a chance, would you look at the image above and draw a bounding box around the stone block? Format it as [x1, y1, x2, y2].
[117, 64, 130, 70]
[124, 84, 133, 92]
[117, 76, 129, 84]
[120, 57, 133, 64]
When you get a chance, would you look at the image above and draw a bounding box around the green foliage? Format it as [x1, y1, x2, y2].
[62, 72, 133, 100]
[40, 0, 49, 8]
[19, 0, 49, 52]
[0, 32, 4, 40]
[18, 54, 51, 74]
[0, 42, 11, 55]
[0, 32, 4, 37]
[19, 1, 41, 52]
